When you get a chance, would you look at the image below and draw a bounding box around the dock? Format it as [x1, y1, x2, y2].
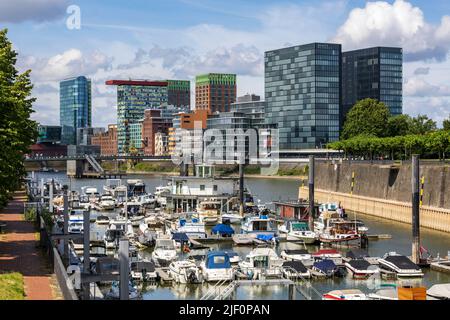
[367, 234, 392, 240]
[430, 260, 450, 274]
[155, 267, 173, 282]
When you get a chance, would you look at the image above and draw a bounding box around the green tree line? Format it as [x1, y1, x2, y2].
[0, 29, 38, 208]
[329, 98, 450, 161]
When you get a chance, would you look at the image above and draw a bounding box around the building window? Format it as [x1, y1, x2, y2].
[200, 185, 205, 191]
[213, 185, 218, 191]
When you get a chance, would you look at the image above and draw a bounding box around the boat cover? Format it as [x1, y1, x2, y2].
[427, 283, 450, 300]
[346, 249, 369, 259]
[206, 251, 231, 269]
[282, 261, 308, 273]
[256, 233, 274, 241]
[384, 255, 420, 270]
[172, 232, 190, 243]
[313, 259, 336, 273]
[284, 249, 309, 255]
[212, 224, 235, 236]
[347, 259, 371, 270]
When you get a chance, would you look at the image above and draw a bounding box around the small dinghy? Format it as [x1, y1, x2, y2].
[282, 260, 311, 279]
[323, 289, 368, 300]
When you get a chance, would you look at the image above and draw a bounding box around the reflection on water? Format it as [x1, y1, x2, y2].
[33, 172, 450, 300]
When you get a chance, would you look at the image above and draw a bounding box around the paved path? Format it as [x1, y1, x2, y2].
[0, 191, 55, 300]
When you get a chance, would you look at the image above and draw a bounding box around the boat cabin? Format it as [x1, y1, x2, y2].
[274, 200, 319, 220]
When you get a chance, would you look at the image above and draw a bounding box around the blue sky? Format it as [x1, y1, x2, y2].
[1, 0, 450, 127]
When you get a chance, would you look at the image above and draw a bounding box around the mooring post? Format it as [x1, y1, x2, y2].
[412, 154, 421, 264]
[49, 179, 54, 213]
[119, 238, 130, 300]
[308, 155, 315, 230]
[83, 209, 91, 300]
[239, 163, 245, 216]
[288, 283, 296, 300]
[63, 190, 69, 261]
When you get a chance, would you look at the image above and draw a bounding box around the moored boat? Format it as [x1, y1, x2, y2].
[378, 252, 424, 278]
[323, 289, 368, 300]
[169, 260, 203, 284]
[200, 251, 234, 282]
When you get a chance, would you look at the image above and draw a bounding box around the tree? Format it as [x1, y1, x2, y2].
[387, 114, 411, 137]
[408, 114, 437, 135]
[341, 98, 391, 139]
[0, 29, 38, 207]
[443, 115, 450, 131]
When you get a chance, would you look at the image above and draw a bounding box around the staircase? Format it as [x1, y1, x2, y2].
[85, 155, 104, 173]
[200, 279, 238, 300]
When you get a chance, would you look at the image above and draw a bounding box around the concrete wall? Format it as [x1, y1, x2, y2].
[313, 162, 450, 210]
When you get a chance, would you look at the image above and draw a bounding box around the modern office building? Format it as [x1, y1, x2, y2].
[76, 127, 105, 146]
[60, 76, 92, 145]
[230, 94, 266, 128]
[37, 125, 62, 144]
[129, 122, 143, 152]
[342, 47, 403, 123]
[106, 79, 190, 154]
[265, 43, 341, 149]
[195, 73, 237, 113]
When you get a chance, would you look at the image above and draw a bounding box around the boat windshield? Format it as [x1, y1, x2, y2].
[253, 256, 269, 268]
[291, 223, 308, 231]
[253, 220, 270, 231]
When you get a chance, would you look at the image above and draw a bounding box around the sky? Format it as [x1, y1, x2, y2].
[2, 0, 450, 127]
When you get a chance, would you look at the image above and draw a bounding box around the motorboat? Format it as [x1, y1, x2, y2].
[78, 194, 92, 210]
[319, 221, 361, 244]
[174, 218, 207, 239]
[122, 201, 143, 217]
[367, 284, 399, 300]
[127, 179, 146, 197]
[104, 229, 125, 249]
[281, 261, 311, 279]
[151, 238, 178, 266]
[225, 251, 240, 264]
[130, 261, 157, 282]
[68, 212, 84, 234]
[109, 217, 134, 237]
[312, 249, 343, 265]
[312, 259, 347, 278]
[427, 283, 450, 300]
[241, 214, 277, 236]
[200, 251, 234, 282]
[345, 259, 379, 279]
[319, 202, 339, 214]
[221, 212, 244, 224]
[169, 260, 203, 284]
[278, 220, 317, 244]
[211, 224, 235, 238]
[106, 281, 139, 300]
[238, 248, 284, 279]
[313, 211, 341, 233]
[68, 221, 84, 234]
[99, 195, 115, 210]
[134, 194, 155, 207]
[95, 215, 110, 225]
[280, 249, 313, 267]
[154, 185, 170, 206]
[188, 253, 207, 267]
[232, 233, 257, 245]
[196, 200, 221, 225]
[378, 252, 424, 278]
[323, 289, 368, 300]
[81, 186, 100, 203]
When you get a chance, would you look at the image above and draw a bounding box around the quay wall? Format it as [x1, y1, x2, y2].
[298, 187, 450, 233]
[310, 162, 450, 210]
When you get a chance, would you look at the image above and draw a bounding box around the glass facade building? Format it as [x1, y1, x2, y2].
[230, 94, 266, 129]
[129, 122, 143, 151]
[265, 43, 341, 149]
[59, 76, 91, 145]
[37, 125, 62, 144]
[342, 47, 403, 124]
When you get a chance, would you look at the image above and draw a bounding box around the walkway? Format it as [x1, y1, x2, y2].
[0, 191, 56, 300]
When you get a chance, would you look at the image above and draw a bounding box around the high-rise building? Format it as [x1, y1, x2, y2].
[195, 73, 237, 113]
[60, 76, 92, 145]
[230, 94, 266, 128]
[76, 127, 105, 146]
[106, 79, 190, 154]
[265, 43, 341, 149]
[342, 47, 403, 123]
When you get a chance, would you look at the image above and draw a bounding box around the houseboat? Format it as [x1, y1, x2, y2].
[200, 251, 234, 282]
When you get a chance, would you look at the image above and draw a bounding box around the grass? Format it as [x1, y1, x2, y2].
[0, 272, 25, 300]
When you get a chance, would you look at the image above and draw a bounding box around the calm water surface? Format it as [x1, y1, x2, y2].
[32, 172, 450, 299]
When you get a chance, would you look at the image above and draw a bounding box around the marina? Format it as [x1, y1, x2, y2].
[23, 169, 450, 300]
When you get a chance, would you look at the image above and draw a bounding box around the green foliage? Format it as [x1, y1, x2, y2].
[0, 272, 25, 300]
[131, 162, 177, 173]
[40, 208, 54, 230]
[0, 29, 38, 208]
[443, 115, 450, 131]
[387, 114, 411, 137]
[407, 114, 437, 135]
[342, 99, 391, 139]
[24, 208, 36, 222]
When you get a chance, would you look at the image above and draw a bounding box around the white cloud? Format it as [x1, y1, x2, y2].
[332, 0, 450, 61]
[0, 0, 69, 23]
[404, 96, 450, 126]
[413, 67, 430, 75]
[405, 78, 450, 97]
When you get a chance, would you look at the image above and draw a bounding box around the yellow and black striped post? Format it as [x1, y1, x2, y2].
[419, 176, 425, 207]
[350, 171, 355, 195]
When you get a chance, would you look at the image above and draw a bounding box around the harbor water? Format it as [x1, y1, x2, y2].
[32, 172, 450, 300]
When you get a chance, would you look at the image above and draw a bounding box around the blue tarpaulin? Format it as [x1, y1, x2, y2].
[256, 233, 274, 241]
[206, 251, 231, 269]
[212, 224, 235, 236]
[172, 232, 189, 243]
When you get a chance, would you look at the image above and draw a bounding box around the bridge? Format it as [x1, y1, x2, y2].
[25, 155, 172, 162]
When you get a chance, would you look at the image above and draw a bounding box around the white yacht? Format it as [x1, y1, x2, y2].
[278, 220, 317, 244]
[173, 218, 207, 239]
[99, 195, 116, 210]
[169, 260, 202, 284]
[200, 251, 234, 282]
[238, 248, 284, 279]
[134, 194, 155, 206]
[377, 252, 424, 278]
[151, 238, 178, 266]
[241, 214, 277, 236]
[280, 249, 314, 267]
[221, 212, 244, 224]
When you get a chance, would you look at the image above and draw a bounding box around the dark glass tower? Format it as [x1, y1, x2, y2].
[59, 76, 91, 145]
[342, 47, 403, 124]
[265, 43, 341, 149]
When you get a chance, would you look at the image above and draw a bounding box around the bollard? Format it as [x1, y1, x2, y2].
[239, 163, 245, 216]
[411, 155, 420, 264]
[119, 238, 130, 300]
[83, 209, 91, 300]
[308, 156, 315, 230]
[63, 191, 69, 261]
[49, 179, 54, 213]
